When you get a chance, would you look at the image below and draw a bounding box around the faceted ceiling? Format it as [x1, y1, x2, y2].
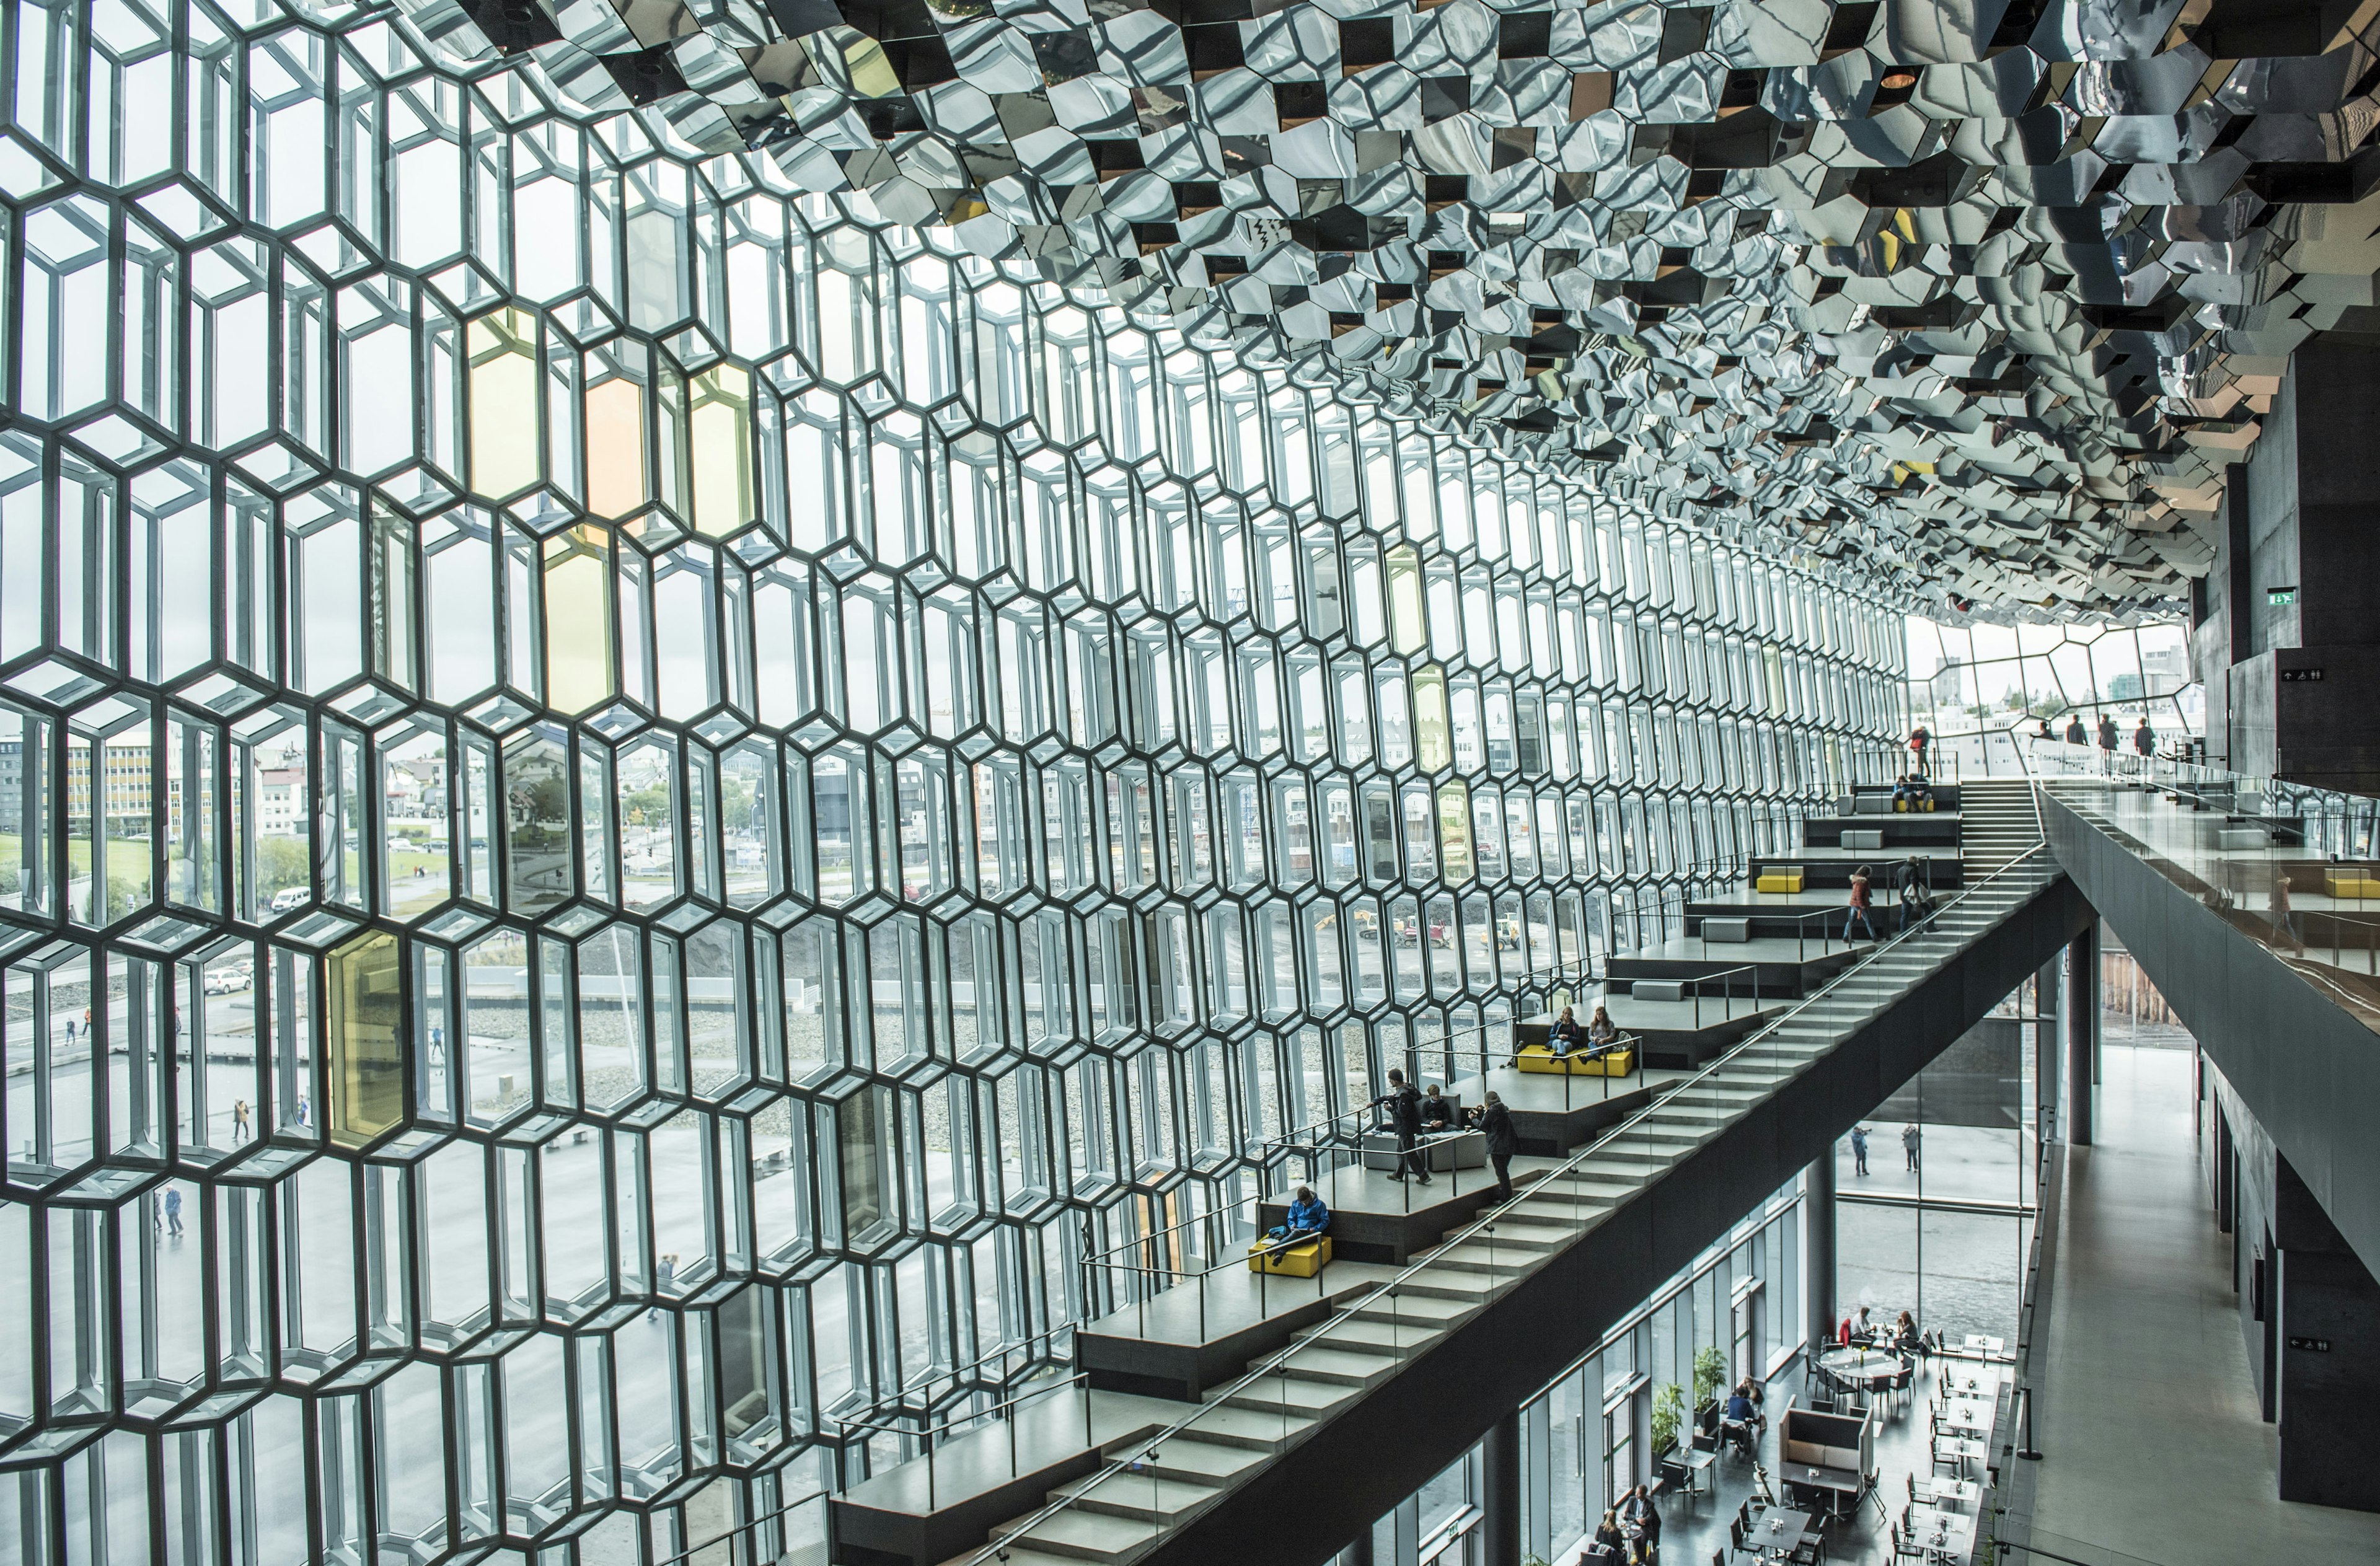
[422, 0, 2380, 618]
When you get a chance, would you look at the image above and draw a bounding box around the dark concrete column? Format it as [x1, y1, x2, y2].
[2218, 341, 2380, 791]
[2275, 1152, 2380, 1511]
[1482, 1410, 1520, 1566]
[1805, 1152, 1835, 1347]
[2035, 954, 2061, 1147]
[2065, 925, 2096, 1146]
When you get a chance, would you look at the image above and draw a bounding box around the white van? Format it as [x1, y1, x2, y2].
[268, 887, 309, 913]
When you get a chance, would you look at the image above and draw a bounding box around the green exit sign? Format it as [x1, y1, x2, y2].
[2268, 586, 2298, 605]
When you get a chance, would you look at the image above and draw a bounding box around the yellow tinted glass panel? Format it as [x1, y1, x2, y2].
[544, 525, 614, 715]
[467, 307, 540, 500]
[327, 928, 404, 1150]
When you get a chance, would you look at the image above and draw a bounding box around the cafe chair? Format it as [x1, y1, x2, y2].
[1889, 1523, 1926, 1564]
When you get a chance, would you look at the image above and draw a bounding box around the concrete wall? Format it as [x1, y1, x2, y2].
[2205, 341, 2380, 790]
[2274, 1150, 2380, 1510]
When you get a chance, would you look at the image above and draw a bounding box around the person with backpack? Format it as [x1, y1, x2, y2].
[1894, 856, 1929, 930]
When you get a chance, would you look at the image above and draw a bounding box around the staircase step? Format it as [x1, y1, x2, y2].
[1147, 1401, 1321, 1451]
[991, 1507, 1166, 1563]
[1049, 1471, 1222, 1524]
[1292, 1316, 1440, 1356]
[1099, 1434, 1270, 1486]
[1422, 1241, 1538, 1275]
[1269, 1343, 1402, 1386]
[1212, 1373, 1361, 1418]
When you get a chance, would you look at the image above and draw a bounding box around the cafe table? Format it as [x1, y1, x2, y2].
[1936, 1397, 1994, 1440]
[1905, 1502, 1977, 1560]
[1750, 1506, 1818, 1560]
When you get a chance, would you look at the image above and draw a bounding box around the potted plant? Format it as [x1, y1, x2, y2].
[1651, 1382, 1686, 1458]
[1692, 1345, 1728, 1425]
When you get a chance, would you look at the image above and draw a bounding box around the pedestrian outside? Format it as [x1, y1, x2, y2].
[1902, 1122, 1921, 1171]
[1849, 1125, 1869, 1176]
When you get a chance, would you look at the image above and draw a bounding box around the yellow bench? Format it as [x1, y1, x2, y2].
[2326, 868, 2380, 899]
[1756, 868, 1804, 893]
[1249, 1235, 1331, 1277]
[1893, 798, 1937, 812]
[1515, 1044, 1636, 1077]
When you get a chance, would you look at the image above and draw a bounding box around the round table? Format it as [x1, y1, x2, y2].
[1815, 1347, 1905, 1391]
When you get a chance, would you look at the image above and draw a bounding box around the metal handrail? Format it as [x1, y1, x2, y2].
[831, 1371, 1095, 1518]
[881, 1324, 1075, 1412]
[1689, 962, 1761, 1029]
[958, 838, 2059, 1564]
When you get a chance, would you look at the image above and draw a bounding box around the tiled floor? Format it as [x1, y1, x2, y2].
[2027, 1045, 2380, 1565]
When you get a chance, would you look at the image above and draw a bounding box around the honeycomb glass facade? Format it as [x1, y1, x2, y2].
[0, 6, 1903, 1560]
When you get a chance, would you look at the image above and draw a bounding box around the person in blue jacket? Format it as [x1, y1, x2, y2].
[1267, 1185, 1329, 1245]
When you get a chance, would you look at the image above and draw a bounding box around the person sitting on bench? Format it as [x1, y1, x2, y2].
[1548, 1004, 1584, 1054]
[1587, 1005, 1620, 1050]
[1265, 1185, 1329, 1244]
[1419, 1084, 1458, 1136]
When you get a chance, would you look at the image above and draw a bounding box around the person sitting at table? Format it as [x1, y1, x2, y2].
[1893, 1309, 1924, 1357]
[1263, 1186, 1329, 1245]
[1721, 1387, 1758, 1456]
[1587, 1510, 1629, 1566]
[1548, 1004, 1583, 1054]
[1419, 1083, 1458, 1136]
[1730, 1377, 1768, 1435]
[1853, 1304, 1875, 1342]
[1618, 1484, 1662, 1564]
[1587, 1004, 1620, 1050]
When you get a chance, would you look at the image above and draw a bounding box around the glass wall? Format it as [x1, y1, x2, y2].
[1833, 977, 2042, 1353]
[1902, 617, 2197, 778]
[1522, 1188, 1801, 1562]
[1349, 1182, 1802, 1566]
[0, 7, 1901, 1562]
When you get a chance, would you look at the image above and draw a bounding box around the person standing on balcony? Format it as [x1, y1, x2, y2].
[1372, 1070, 1429, 1185]
[1908, 724, 1931, 776]
[1471, 1091, 1519, 1202]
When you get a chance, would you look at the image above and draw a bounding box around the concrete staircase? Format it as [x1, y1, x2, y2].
[933, 844, 2064, 1566]
[1957, 778, 2041, 874]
